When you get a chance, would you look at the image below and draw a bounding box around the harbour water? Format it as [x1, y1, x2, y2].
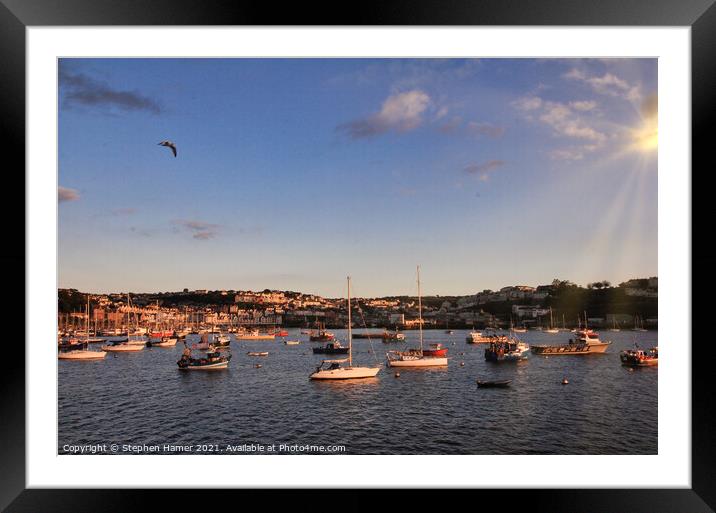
[58, 329, 657, 455]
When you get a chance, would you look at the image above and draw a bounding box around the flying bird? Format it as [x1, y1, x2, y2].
[158, 140, 177, 157]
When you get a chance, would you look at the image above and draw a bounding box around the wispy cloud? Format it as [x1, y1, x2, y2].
[58, 186, 80, 203]
[513, 95, 607, 152]
[59, 67, 162, 114]
[464, 160, 505, 181]
[563, 68, 640, 101]
[172, 219, 220, 240]
[337, 90, 430, 139]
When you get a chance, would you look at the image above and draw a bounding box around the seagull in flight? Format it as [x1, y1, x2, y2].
[158, 140, 177, 157]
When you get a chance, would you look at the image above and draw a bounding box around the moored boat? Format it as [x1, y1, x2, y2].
[422, 343, 448, 357]
[312, 341, 349, 355]
[309, 277, 381, 380]
[386, 267, 448, 368]
[247, 351, 269, 357]
[484, 336, 530, 362]
[476, 379, 512, 388]
[177, 350, 231, 370]
[531, 328, 611, 355]
[101, 340, 145, 352]
[620, 346, 658, 367]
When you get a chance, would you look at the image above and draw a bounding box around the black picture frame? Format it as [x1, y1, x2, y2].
[3, 1, 712, 511]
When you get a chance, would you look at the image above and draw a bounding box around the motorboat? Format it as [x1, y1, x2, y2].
[620, 346, 658, 367]
[178, 350, 231, 370]
[484, 336, 530, 362]
[312, 342, 349, 355]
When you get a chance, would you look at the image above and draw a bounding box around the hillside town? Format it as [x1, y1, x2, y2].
[58, 277, 658, 332]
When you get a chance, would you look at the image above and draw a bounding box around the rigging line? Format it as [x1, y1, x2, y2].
[353, 291, 380, 365]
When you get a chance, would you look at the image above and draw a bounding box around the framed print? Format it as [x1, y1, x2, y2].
[3, 0, 714, 511]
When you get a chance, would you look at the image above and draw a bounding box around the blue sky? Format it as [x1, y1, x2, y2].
[58, 58, 657, 297]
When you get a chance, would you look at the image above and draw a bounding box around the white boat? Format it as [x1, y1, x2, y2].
[235, 329, 275, 340]
[466, 330, 482, 343]
[310, 277, 381, 380]
[58, 349, 107, 360]
[101, 342, 145, 352]
[284, 340, 301, 345]
[247, 351, 269, 357]
[149, 337, 177, 347]
[386, 266, 448, 368]
[59, 298, 106, 360]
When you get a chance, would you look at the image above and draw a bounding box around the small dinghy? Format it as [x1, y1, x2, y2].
[247, 351, 269, 357]
[476, 379, 512, 388]
[284, 340, 301, 345]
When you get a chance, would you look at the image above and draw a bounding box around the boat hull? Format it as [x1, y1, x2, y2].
[101, 344, 144, 352]
[386, 356, 448, 367]
[58, 350, 106, 360]
[309, 366, 381, 380]
[531, 341, 611, 355]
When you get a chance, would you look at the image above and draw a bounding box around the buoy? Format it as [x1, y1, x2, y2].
[460, 362, 465, 367]
[394, 372, 400, 378]
[561, 378, 569, 385]
[255, 364, 262, 368]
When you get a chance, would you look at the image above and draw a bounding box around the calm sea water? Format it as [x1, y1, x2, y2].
[58, 329, 657, 454]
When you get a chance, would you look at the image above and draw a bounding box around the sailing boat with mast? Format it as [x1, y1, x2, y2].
[58, 297, 106, 360]
[386, 266, 449, 368]
[102, 294, 145, 352]
[309, 277, 381, 380]
[544, 307, 559, 333]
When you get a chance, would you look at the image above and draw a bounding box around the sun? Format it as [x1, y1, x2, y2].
[630, 118, 658, 153]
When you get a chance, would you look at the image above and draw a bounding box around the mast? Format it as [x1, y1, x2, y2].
[86, 295, 90, 347]
[347, 276, 352, 367]
[417, 265, 423, 352]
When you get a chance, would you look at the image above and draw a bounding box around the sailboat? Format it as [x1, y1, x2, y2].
[544, 307, 559, 333]
[632, 315, 648, 332]
[102, 294, 145, 352]
[309, 277, 381, 380]
[386, 266, 448, 368]
[609, 317, 621, 332]
[58, 297, 106, 360]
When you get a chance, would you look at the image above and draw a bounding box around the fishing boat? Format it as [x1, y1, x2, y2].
[531, 329, 611, 355]
[476, 379, 512, 388]
[620, 346, 658, 367]
[312, 341, 349, 355]
[177, 349, 231, 370]
[58, 299, 106, 360]
[310, 277, 381, 380]
[484, 335, 530, 362]
[386, 267, 448, 368]
[467, 328, 508, 344]
[247, 351, 269, 357]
